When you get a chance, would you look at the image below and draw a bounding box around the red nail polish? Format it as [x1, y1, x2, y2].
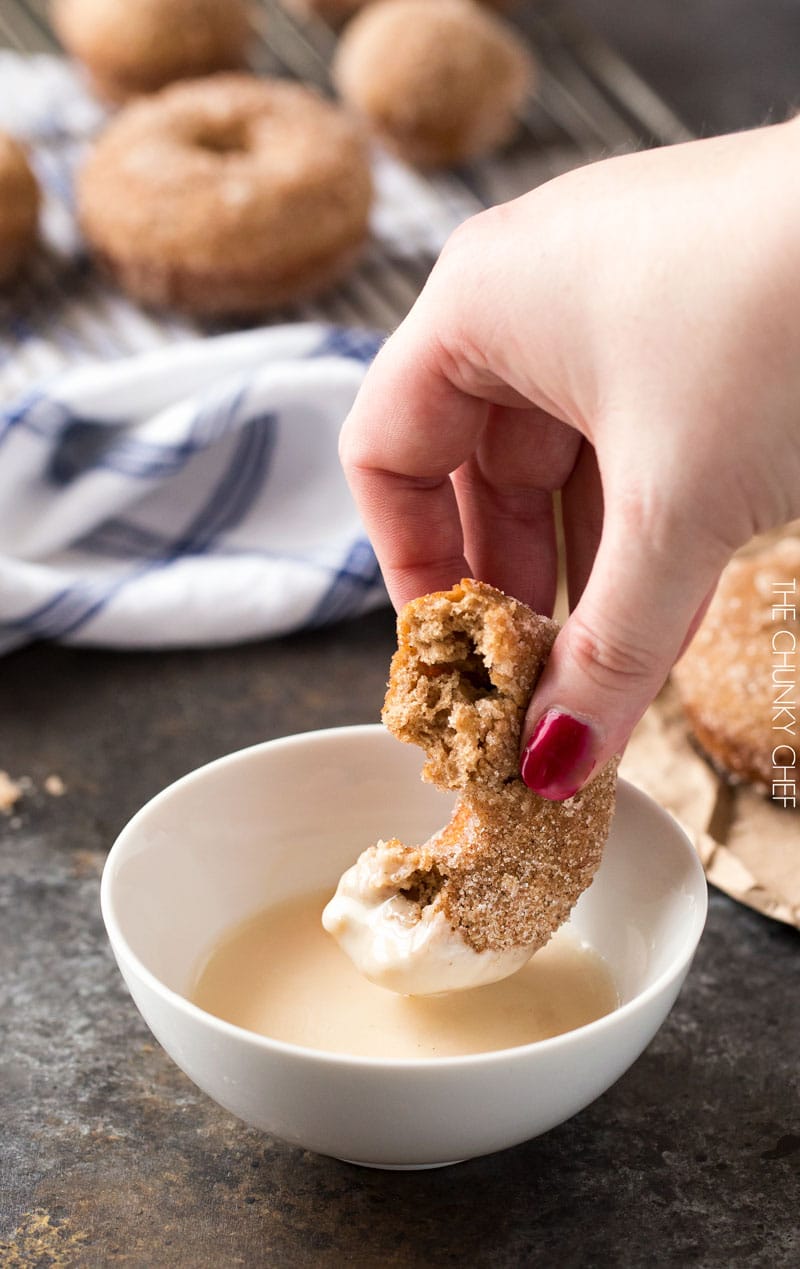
[520, 709, 596, 800]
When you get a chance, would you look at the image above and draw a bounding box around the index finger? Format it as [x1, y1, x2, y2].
[339, 321, 493, 608]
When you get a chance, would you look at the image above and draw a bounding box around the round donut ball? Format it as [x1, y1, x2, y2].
[51, 0, 251, 103]
[77, 74, 373, 317]
[673, 536, 800, 788]
[0, 132, 40, 285]
[332, 0, 534, 167]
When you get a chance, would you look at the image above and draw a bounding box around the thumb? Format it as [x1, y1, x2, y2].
[519, 497, 727, 800]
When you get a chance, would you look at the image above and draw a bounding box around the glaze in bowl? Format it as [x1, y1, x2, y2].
[101, 725, 707, 1168]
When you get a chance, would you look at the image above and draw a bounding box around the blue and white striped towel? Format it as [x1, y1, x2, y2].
[0, 322, 389, 654]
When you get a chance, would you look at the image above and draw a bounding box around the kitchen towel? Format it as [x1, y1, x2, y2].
[0, 322, 389, 654]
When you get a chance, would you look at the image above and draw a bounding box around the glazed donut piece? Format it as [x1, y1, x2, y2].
[382, 579, 617, 952]
[324, 580, 618, 993]
[51, 0, 251, 103]
[673, 536, 800, 789]
[0, 132, 40, 285]
[77, 74, 373, 316]
[332, 0, 534, 167]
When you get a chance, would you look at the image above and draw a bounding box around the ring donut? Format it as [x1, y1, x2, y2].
[77, 74, 373, 316]
[324, 579, 618, 994]
[673, 536, 800, 789]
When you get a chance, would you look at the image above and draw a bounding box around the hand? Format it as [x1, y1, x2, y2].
[340, 118, 800, 798]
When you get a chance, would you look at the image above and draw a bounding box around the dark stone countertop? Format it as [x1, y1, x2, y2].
[2, 3, 800, 1265]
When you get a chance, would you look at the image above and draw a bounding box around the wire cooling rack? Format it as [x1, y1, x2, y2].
[0, 0, 693, 397]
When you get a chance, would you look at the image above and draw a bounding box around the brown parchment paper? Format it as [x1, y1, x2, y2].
[620, 681, 800, 929]
[552, 518, 800, 928]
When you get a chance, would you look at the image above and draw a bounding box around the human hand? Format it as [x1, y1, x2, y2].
[339, 118, 800, 798]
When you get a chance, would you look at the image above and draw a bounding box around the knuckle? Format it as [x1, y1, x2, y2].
[608, 469, 736, 566]
[618, 485, 735, 579]
[439, 206, 500, 261]
[433, 206, 508, 297]
[567, 614, 661, 695]
[438, 217, 474, 263]
[337, 416, 362, 475]
[431, 331, 485, 398]
[613, 484, 676, 550]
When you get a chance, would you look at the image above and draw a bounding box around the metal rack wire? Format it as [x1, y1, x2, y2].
[0, 0, 693, 396]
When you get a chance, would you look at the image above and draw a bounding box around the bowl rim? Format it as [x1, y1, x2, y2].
[101, 723, 708, 1072]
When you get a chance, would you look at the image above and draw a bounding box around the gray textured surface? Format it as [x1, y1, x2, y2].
[3, 1, 800, 1264]
[2, 621, 799, 1267]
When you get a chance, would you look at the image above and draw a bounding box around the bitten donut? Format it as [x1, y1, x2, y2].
[0, 132, 40, 286]
[77, 74, 373, 316]
[332, 0, 534, 167]
[324, 579, 618, 995]
[51, 0, 250, 103]
[673, 536, 800, 789]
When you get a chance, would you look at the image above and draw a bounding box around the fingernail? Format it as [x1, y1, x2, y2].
[520, 709, 596, 800]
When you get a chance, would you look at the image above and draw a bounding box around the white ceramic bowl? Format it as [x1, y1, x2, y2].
[102, 725, 707, 1169]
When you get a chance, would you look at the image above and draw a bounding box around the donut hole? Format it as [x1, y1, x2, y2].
[191, 120, 250, 157]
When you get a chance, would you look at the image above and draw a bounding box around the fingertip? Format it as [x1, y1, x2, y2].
[519, 707, 600, 801]
[385, 556, 473, 613]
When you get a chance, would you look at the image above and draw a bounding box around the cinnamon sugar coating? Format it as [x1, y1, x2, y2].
[51, 0, 251, 103]
[673, 537, 800, 789]
[0, 132, 40, 285]
[380, 579, 618, 953]
[332, 0, 534, 168]
[77, 74, 373, 316]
